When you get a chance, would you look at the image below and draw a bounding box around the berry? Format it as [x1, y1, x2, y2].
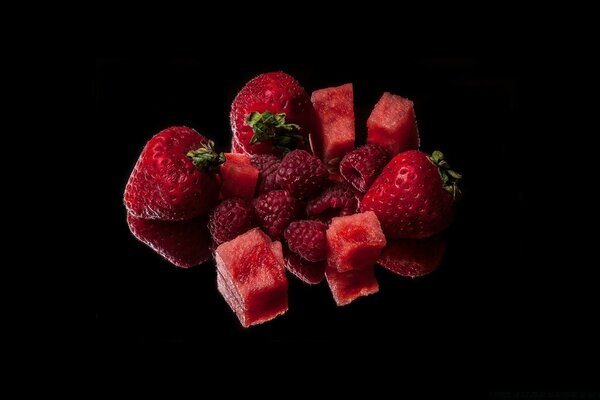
[251, 154, 281, 194]
[306, 184, 360, 223]
[339, 144, 390, 193]
[361, 150, 460, 238]
[276, 150, 329, 199]
[284, 220, 328, 262]
[124, 127, 223, 220]
[253, 190, 302, 239]
[230, 72, 313, 155]
[209, 198, 255, 245]
[377, 235, 446, 278]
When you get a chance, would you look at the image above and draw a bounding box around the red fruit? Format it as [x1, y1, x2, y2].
[361, 150, 461, 238]
[326, 211, 386, 273]
[215, 228, 288, 328]
[209, 198, 255, 245]
[250, 154, 281, 194]
[306, 184, 360, 223]
[378, 235, 446, 278]
[230, 72, 313, 156]
[284, 220, 328, 262]
[325, 267, 379, 307]
[124, 126, 223, 221]
[276, 150, 329, 199]
[219, 153, 259, 199]
[311, 83, 355, 171]
[367, 92, 419, 156]
[127, 214, 212, 268]
[339, 144, 390, 193]
[283, 246, 326, 285]
[253, 190, 302, 239]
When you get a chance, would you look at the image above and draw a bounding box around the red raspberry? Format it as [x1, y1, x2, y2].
[253, 190, 302, 239]
[209, 198, 255, 245]
[250, 154, 281, 194]
[284, 220, 328, 262]
[339, 144, 390, 193]
[306, 184, 360, 223]
[276, 150, 329, 199]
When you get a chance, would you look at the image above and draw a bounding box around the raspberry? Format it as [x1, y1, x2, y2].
[276, 150, 329, 199]
[306, 184, 360, 223]
[250, 154, 281, 194]
[209, 198, 255, 245]
[253, 190, 302, 239]
[284, 220, 328, 262]
[339, 144, 390, 193]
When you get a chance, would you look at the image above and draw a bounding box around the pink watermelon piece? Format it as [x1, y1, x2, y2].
[215, 228, 288, 327]
[326, 211, 386, 273]
[325, 267, 379, 306]
[283, 246, 326, 285]
[127, 214, 212, 268]
[219, 153, 259, 199]
[367, 92, 419, 156]
[311, 83, 355, 171]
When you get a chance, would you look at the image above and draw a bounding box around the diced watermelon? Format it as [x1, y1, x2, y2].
[219, 153, 259, 199]
[325, 267, 379, 306]
[326, 211, 386, 273]
[127, 214, 212, 268]
[367, 92, 419, 156]
[215, 228, 288, 327]
[283, 246, 326, 285]
[311, 83, 355, 171]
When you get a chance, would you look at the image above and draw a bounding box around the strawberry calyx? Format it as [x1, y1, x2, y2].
[246, 111, 304, 153]
[427, 150, 462, 199]
[186, 140, 225, 171]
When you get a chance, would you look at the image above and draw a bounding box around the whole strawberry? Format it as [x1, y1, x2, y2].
[124, 126, 224, 221]
[230, 71, 313, 156]
[361, 150, 461, 238]
[276, 150, 329, 199]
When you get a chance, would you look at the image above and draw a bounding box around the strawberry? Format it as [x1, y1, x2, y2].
[230, 72, 313, 156]
[361, 150, 461, 238]
[127, 214, 212, 268]
[124, 126, 224, 221]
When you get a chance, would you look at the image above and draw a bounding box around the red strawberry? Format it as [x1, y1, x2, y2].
[209, 198, 255, 245]
[361, 150, 461, 238]
[250, 154, 281, 194]
[306, 183, 360, 223]
[127, 214, 212, 268]
[284, 220, 328, 262]
[124, 126, 224, 221]
[253, 190, 302, 239]
[339, 144, 390, 193]
[377, 235, 446, 278]
[230, 72, 313, 156]
[276, 150, 329, 199]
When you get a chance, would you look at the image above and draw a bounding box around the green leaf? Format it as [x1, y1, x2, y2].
[246, 110, 302, 151]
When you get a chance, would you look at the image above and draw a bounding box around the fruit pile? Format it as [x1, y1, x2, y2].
[124, 72, 461, 328]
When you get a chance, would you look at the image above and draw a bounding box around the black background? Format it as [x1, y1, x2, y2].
[95, 50, 596, 387]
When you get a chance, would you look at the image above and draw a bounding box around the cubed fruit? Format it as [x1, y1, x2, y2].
[283, 246, 326, 285]
[215, 228, 288, 327]
[219, 153, 259, 199]
[325, 267, 379, 306]
[326, 211, 386, 272]
[367, 92, 419, 156]
[311, 83, 355, 171]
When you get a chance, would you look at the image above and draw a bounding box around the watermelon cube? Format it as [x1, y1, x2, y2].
[311, 83, 355, 171]
[325, 267, 379, 306]
[367, 92, 419, 156]
[326, 211, 386, 273]
[215, 228, 288, 327]
[219, 153, 259, 199]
